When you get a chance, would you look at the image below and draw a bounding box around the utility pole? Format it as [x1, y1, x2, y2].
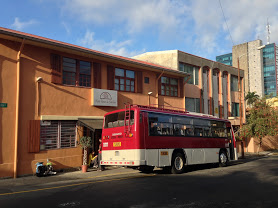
[237, 58, 243, 130]
[237, 57, 244, 158]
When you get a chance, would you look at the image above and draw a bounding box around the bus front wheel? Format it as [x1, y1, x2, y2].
[219, 150, 228, 167]
[171, 152, 186, 174]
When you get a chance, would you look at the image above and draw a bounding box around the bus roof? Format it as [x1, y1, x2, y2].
[104, 104, 231, 123]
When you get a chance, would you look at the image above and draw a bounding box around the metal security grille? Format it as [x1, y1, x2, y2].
[61, 121, 76, 148]
[40, 121, 76, 150]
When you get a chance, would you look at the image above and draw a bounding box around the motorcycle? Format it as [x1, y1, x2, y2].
[35, 159, 57, 177]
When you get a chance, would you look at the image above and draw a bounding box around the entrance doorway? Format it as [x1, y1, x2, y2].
[78, 118, 103, 155]
[83, 127, 102, 154]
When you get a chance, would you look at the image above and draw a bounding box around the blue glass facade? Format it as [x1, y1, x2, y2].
[263, 43, 277, 97]
[216, 53, 233, 66]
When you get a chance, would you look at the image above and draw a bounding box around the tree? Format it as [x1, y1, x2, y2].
[245, 91, 259, 106]
[78, 136, 92, 166]
[241, 97, 278, 152]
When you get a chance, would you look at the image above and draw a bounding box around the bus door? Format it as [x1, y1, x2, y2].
[227, 127, 235, 160]
[143, 111, 159, 166]
[140, 111, 147, 149]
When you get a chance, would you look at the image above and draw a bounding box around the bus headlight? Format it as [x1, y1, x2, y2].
[129, 133, 133, 137]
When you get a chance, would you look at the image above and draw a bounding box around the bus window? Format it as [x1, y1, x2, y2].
[203, 127, 211, 137]
[150, 122, 162, 136]
[194, 126, 203, 137]
[211, 127, 219, 137]
[104, 111, 134, 128]
[173, 124, 186, 136]
[211, 121, 226, 128]
[227, 129, 231, 138]
[161, 123, 173, 136]
[185, 125, 194, 136]
[193, 118, 210, 126]
[158, 115, 172, 123]
[219, 128, 227, 138]
[211, 127, 227, 138]
[172, 116, 192, 125]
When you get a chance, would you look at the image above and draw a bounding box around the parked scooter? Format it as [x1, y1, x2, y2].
[35, 159, 57, 177]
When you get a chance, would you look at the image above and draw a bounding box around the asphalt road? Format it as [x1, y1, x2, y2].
[1, 155, 278, 208]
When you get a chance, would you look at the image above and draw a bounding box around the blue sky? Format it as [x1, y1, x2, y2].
[1, 0, 278, 61]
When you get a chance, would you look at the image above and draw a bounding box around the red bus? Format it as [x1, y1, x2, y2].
[101, 104, 238, 174]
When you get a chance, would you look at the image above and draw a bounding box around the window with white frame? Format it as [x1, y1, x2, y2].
[40, 121, 77, 150]
[179, 63, 199, 85]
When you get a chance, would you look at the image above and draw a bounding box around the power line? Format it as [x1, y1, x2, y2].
[218, 0, 234, 46]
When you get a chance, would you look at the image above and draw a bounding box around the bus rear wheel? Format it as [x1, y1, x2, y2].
[219, 150, 228, 167]
[171, 152, 186, 174]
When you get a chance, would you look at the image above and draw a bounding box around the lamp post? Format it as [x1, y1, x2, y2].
[148, 92, 153, 106]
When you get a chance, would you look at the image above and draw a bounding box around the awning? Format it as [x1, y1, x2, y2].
[77, 118, 103, 131]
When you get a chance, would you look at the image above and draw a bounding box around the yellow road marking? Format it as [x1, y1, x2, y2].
[0, 174, 155, 196]
[86, 171, 138, 179]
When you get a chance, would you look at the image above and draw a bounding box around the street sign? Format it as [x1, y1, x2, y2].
[0, 103, 7, 108]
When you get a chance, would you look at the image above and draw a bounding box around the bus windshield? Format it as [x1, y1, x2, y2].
[104, 111, 134, 128]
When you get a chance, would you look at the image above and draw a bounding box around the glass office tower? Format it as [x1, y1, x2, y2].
[216, 53, 233, 66]
[263, 43, 277, 97]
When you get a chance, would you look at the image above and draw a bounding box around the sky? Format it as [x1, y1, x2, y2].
[1, 0, 278, 61]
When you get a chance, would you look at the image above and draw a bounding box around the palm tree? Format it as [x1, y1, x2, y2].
[245, 92, 259, 106]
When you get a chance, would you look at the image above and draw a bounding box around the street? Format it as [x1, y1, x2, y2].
[0, 155, 278, 208]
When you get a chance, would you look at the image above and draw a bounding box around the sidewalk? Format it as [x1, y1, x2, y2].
[238, 150, 278, 159]
[0, 166, 139, 191]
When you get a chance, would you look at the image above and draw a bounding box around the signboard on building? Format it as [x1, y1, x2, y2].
[91, 88, 118, 107]
[0, 103, 7, 108]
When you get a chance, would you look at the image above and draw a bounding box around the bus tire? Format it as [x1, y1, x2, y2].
[219, 150, 228, 167]
[171, 152, 186, 174]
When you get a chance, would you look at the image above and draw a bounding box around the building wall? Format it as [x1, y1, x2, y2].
[132, 50, 178, 70]
[245, 136, 278, 153]
[0, 39, 18, 177]
[232, 42, 249, 94]
[0, 38, 185, 178]
[248, 40, 264, 97]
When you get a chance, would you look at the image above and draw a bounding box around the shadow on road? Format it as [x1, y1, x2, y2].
[151, 155, 271, 175]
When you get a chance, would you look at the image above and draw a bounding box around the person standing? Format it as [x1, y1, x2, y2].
[97, 138, 105, 171]
[89, 151, 98, 168]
